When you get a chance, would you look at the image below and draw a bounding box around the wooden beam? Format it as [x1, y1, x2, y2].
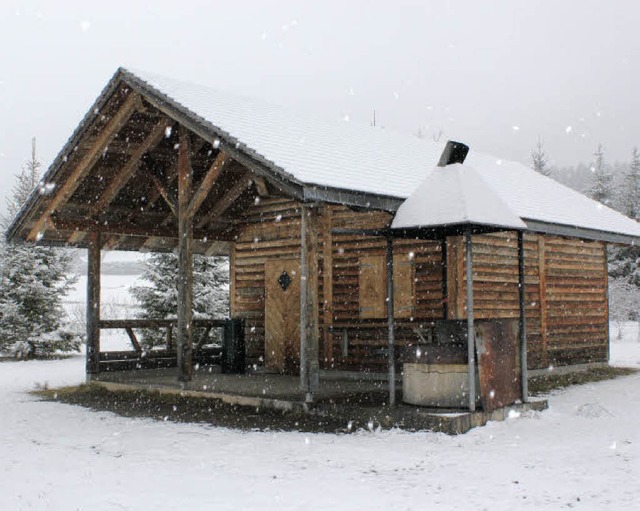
[187, 151, 230, 218]
[50, 217, 213, 240]
[28, 92, 141, 241]
[149, 173, 178, 217]
[253, 176, 269, 197]
[196, 174, 252, 229]
[300, 204, 320, 401]
[87, 120, 170, 218]
[86, 232, 101, 377]
[177, 126, 194, 384]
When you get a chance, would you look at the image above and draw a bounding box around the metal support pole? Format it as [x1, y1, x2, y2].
[441, 233, 448, 319]
[386, 236, 396, 407]
[518, 231, 529, 402]
[465, 228, 476, 412]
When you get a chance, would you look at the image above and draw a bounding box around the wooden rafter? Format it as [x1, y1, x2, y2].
[27, 92, 141, 241]
[187, 151, 230, 218]
[149, 174, 178, 217]
[253, 176, 269, 197]
[196, 174, 253, 229]
[87, 120, 171, 218]
[51, 217, 221, 240]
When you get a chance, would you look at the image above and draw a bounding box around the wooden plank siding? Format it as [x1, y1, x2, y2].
[231, 199, 609, 373]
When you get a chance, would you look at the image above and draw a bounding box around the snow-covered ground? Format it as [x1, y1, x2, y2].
[1, 326, 639, 510]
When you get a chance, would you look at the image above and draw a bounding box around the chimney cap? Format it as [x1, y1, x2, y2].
[438, 140, 469, 167]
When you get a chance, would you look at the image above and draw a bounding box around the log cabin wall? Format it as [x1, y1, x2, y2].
[446, 232, 609, 369]
[231, 199, 609, 372]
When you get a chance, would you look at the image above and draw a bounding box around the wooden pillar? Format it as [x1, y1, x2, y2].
[300, 204, 320, 401]
[518, 231, 529, 402]
[177, 126, 194, 384]
[86, 231, 101, 378]
[465, 228, 476, 412]
[386, 236, 396, 407]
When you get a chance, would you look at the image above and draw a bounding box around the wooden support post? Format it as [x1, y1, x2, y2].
[300, 204, 320, 401]
[386, 236, 396, 407]
[465, 228, 476, 412]
[518, 231, 529, 402]
[177, 126, 194, 384]
[441, 234, 448, 319]
[86, 232, 101, 378]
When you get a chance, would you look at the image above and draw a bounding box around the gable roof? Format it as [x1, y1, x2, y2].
[8, 67, 640, 247]
[391, 163, 527, 232]
[124, 68, 640, 244]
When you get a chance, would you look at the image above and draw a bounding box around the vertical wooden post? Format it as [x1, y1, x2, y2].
[518, 231, 529, 402]
[465, 228, 476, 412]
[177, 126, 194, 384]
[386, 236, 396, 407]
[300, 204, 320, 401]
[86, 231, 101, 378]
[322, 207, 334, 364]
[441, 233, 448, 319]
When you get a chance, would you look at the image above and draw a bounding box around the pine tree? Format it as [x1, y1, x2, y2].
[586, 143, 614, 205]
[620, 147, 640, 220]
[0, 139, 80, 357]
[531, 137, 552, 177]
[130, 252, 229, 348]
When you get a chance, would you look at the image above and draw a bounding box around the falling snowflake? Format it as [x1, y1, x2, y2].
[164, 126, 172, 138]
[566, 126, 573, 134]
[80, 20, 91, 32]
[213, 138, 221, 149]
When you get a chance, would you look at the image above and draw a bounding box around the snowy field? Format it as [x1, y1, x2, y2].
[1, 327, 639, 510]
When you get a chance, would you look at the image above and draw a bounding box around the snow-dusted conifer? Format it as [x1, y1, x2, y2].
[587, 144, 614, 205]
[130, 252, 229, 348]
[619, 147, 640, 220]
[0, 139, 80, 357]
[531, 138, 552, 177]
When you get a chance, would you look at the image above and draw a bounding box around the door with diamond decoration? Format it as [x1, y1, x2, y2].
[264, 258, 301, 373]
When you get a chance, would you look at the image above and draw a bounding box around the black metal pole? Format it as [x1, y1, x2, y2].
[518, 231, 529, 402]
[386, 236, 396, 407]
[465, 228, 476, 412]
[441, 233, 448, 319]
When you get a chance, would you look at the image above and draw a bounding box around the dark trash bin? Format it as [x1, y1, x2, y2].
[222, 318, 245, 374]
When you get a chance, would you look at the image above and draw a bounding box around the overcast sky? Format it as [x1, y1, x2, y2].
[1, 0, 639, 208]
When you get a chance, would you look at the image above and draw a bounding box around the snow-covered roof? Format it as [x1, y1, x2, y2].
[391, 163, 527, 231]
[123, 68, 640, 244]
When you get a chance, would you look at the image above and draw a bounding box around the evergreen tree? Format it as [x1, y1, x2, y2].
[586, 143, 614, 206]
[0, 139, 80, 357]
[130, 252, 229, 348]
[531, 137, 552, 177]
[619, 147, 640, 220]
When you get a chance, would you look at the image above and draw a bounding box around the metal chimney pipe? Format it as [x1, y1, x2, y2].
[437, 140, 469, 167]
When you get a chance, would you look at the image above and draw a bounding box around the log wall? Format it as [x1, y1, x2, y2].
[231, 199, 610, 372]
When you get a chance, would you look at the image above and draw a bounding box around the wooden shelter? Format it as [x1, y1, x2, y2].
[8, 68, 640, 407]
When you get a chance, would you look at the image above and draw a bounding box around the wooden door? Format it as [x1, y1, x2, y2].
[265, 258, 301, 373]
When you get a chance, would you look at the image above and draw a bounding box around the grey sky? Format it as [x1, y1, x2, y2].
[1, 0, 639, 208]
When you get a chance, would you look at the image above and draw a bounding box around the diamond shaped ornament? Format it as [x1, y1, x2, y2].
[278, 271, 292, 291]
